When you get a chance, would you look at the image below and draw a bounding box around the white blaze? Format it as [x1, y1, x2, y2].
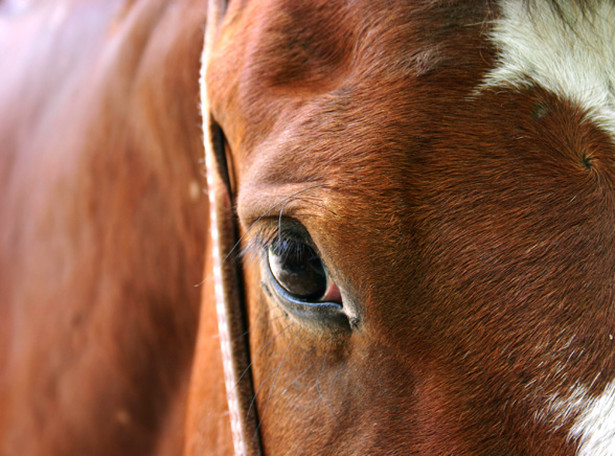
[483, 2, 615, 454]
[480, 0, 615, 141]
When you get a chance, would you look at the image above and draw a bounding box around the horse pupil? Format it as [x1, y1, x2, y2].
[268, 239, 327, 300]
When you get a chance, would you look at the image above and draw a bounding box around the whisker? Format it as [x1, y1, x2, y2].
[229, 307, 284, 345]
[245, 323, 294, 421]
[223, 184, 326, 264]
[233, 317, 291, 388]
[328, 362, 345, 411]
[252, 332, 296, 440]
[277, 347, 319, 394]
[315, 340, 338, 419]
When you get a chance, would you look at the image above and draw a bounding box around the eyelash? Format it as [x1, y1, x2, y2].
[240, 220, 317, 263]
[240, 222, 288, 261]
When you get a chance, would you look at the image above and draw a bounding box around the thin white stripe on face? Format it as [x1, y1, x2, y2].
[481, 2, 615, 454]
[480, 0, 615, 141]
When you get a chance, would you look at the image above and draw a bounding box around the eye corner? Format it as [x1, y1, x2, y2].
[260, 220, 352, 332]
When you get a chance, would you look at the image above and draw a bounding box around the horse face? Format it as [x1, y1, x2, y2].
[205, 0, 615, 454]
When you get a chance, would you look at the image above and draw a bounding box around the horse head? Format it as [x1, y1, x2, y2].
[193, 1, 615, 454]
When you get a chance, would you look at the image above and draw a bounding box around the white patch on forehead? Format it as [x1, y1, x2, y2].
[479, 0, 615, 140]
[536, 379, 615, 456]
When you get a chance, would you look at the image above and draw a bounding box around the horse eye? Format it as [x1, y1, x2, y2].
[267, 236, 327, 301]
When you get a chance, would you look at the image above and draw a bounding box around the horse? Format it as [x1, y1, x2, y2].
[0, 1, 209, 454]
[193, 0, 615, 455]
[1, 0, 615, 455]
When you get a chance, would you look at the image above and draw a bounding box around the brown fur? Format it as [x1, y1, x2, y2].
[3, 0, 615, 454]
[0, 1, 210, 454]
[204, 0, 615, 454]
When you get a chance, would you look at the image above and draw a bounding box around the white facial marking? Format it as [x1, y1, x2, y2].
[570, 381, 615, 456]
[535, 384, 589, 432]
[483, 2, 615, 453]
[480, 0, 615, 141]
[536, 380, 615, 455]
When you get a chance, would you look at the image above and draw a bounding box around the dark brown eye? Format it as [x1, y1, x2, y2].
[267, 236, 327, 300]
[263, 225, 351, 331]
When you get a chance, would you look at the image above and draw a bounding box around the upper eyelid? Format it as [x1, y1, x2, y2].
[239, 222, 280, 261]
[240, 217, 323, 262]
